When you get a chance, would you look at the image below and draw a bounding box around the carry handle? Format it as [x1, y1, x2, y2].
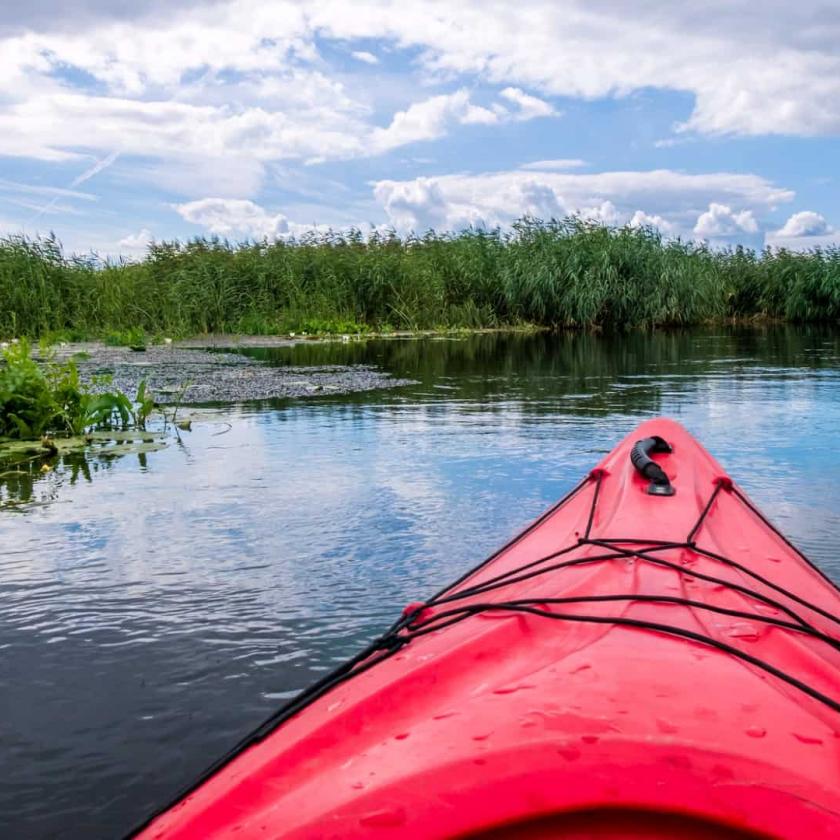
[630, 435, 675, 496]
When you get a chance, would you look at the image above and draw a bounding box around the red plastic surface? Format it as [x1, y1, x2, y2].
[139, 419, 840, 839]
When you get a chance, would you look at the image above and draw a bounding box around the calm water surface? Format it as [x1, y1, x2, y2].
[2, 327, 839, 838]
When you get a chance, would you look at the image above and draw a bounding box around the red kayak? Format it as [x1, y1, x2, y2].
[134, 419, 840, 839]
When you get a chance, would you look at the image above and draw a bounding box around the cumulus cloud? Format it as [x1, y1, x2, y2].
[773, 210, 832, 238]
[371, 90, 486, 152]
[628, 210, 677, 235]
[373, 178, 464, 232]
[693, 203, 758, 238]
[581, 200, 620, 226]
[174, 197, 332, 240]
[373, 168, 792, 234]
[176, 198, 292, 239]
[118, 227, 153, 250]
[765, 210, 837, 249]
[369, 87, 553, 152]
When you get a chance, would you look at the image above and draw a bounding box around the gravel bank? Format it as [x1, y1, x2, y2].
[49, 340, 414, 404]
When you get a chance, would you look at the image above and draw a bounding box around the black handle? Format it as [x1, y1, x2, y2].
[630, 435, 675, 496]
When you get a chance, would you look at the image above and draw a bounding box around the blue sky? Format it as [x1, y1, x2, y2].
[0, 0, 838, 256]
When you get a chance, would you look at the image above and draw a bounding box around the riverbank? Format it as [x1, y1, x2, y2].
[2, 219, 838, 340]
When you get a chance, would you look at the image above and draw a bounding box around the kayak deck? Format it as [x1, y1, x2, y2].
[135, 419, 840, 839]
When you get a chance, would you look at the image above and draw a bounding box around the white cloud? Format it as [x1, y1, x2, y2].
[174, 197, 331, 240]
[0, 0, 835, 250]
[520, 159, 587, 171]
[373, 177, 461, 232]
[373, 168, 792, 234]
[369, 87, 553, 153]
[773, 210, 831, 238]
[765, 210, 837, 249]
[581, 200, 620, 226]
[310, 1, 840, 137]
[628, 210, 677, 235]
[371, 90, 478, 152]
[118, 227, 153, 250]
[693, 203, 758, 238]
[499, 87, 556, 121]
[176, 198, 290, 239]
[351, 50, 379, 65]
[0, 0, 832, 184]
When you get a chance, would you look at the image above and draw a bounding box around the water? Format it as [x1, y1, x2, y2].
[1, 327, 839, 838]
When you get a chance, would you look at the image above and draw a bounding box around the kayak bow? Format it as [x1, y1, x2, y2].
[134, 418, 840, 839]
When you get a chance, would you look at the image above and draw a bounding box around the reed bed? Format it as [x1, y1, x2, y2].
[1, 218, 838, 339]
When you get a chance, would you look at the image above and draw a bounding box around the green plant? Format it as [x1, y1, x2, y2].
[0, 339, 158, 439]
[104, 327, 147, 348]
[1, 223, 838, 339]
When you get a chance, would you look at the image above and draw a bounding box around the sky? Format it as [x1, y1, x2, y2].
[0, 0, 838, 256]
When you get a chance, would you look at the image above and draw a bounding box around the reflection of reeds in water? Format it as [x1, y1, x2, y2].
[0, 433, 165, 511]
[1, 219, 838, 338]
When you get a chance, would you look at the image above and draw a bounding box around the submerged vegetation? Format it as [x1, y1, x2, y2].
[1, 218, 839, 339]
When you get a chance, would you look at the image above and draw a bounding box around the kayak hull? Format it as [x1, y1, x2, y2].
[134, 419, 840, 839]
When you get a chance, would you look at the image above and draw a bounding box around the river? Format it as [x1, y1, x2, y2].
[1, 326, 839, 838]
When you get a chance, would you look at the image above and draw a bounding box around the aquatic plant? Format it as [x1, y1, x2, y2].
[1, 220, 838, 338]
[0, 339, 154, 439]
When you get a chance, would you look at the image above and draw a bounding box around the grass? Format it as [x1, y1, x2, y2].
[1, 218, 838, 340]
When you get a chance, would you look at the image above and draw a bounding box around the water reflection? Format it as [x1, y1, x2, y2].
[1, 326, 838, 838]
[0, 435, 166, 512]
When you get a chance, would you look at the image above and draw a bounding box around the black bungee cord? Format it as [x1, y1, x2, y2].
[125, 465, 840, 838]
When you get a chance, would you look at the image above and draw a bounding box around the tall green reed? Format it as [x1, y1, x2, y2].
[1, 219, 838, 338]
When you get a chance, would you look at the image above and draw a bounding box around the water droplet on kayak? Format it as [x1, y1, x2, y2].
[493, 683, 535, 695]
[581, 735, 599, 744]
[472, 732, 492, 741]
[351, 782, 364, 790]
[432, 712, 457, 720]
[745, 726, 766, 738]
[767, 556, 783, 563]
[656, 719, 679, 734]
[359, 808, 407, 828]
[394, 732, 410, 740]
[327, 700, 343, 712]
[569, 663, 591, 674]
[793, 733, 823, 745]
[727, 622, 761, 641]
[558, 745, 581, 760]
